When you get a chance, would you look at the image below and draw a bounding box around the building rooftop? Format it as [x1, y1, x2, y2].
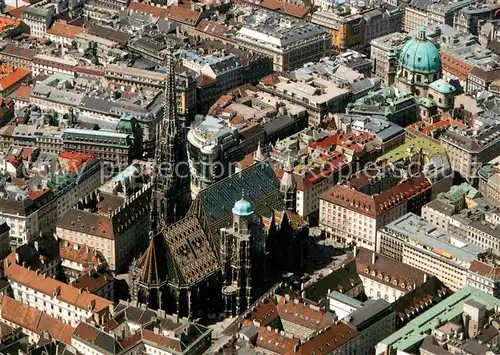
[0, 295, 75, 345]
[321, 176, 432, 218]
[47, 22, 88, 39]
[440, 123, 500, 154]
[355, 247, 427, 293]
[383, 213, 485, 265]
[378, 136, 446, 163]
[3, 252, 112, 315]
[236, 7, 328, 49]
[378, 286, 500, 353]
[333, 114, 405, 143]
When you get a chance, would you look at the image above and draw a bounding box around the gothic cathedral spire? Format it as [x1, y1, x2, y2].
[150, 42, 189, 233]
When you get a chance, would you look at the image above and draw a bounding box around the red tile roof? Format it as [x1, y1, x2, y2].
[59, 241, 106, 271]
[9, 85, 32, 101]
[256, 0, 310, 18]
[196, 20, 237, 39]
[0, 295, 75, 345]
[469, 260, 500, 281]
[47, 22, 87, 39]
[355, 247, 426, 291]
[167, 5, 201, 25]
[7, 6, 27, 19]
[320, 176, 432, 217]
[246, 300, 279, 327]
[277, 297, 334, 330]
[3, 252, 113, 315]
[57, 152, 95, 175]
[0, 17, 21, 32]
[296, 323, 358, 355]
[255, 326, 299, 354]
[0, 64, 30, 92]
[1, 44, 36, 60]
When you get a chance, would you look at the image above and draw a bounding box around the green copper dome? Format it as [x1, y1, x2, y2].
[399, 26, 441, 74]
[232, 198, 254, 216]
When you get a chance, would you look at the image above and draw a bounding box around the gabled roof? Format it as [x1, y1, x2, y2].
[0, 295, 75, 345]
[167, 6, 200, 26]
[135, 233, 169, 287]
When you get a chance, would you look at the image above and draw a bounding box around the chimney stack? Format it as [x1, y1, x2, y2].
[353, 245, 358, 257]
[372, 252, 376, 264]
[424, 273, 427, 283]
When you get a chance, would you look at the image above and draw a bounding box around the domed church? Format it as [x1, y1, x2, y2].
[396, 26, 457, 117]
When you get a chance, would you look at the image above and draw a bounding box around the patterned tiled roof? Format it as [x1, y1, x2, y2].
[190, 160, 283, 236]
[164, 216, 218, 287]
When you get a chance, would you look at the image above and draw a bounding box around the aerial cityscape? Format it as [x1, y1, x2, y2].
[2, 0, 500, 353]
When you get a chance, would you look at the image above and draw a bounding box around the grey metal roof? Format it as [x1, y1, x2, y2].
[263, 115, 294, 135]
[384, 213, 485, 264]
[349, 299, 392, 330]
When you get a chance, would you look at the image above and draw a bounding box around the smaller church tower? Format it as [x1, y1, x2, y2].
[253, 140, 266, 163]
[220, 196, 264, 316]
[280, 154, 296, 211]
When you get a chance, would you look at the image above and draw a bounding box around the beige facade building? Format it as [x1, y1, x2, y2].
[440, 124, 500, 181]
[376, 213, 485, 291]
[354, 247, 427, 303]
[319, 176, 432, 249]
[56, 183, 151, 272]
[3, 252, 112, 328]
[235, 8, 332, 72]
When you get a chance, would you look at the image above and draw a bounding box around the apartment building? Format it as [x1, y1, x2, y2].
[276, 297, 336, 340]
[468, 259, 500, 298]
[62, 128, 134, 169]
[3, 253, 113, 327]
[376, 287, 500, 355]
[0, 188, 55, 247]
[404, 0, 475, 33]
[333, 114, 406, 153]
[257, 58, 377, 127]
[56, 183, 151, 272]
[354, 247, 427, 303]
[440, 123, 500, 181]
[440, 38, 496, 90]
[0, 295, 74, 346]
[347, 299, 395, 355]
[0, 124, 64, 154]
[371, 32, 411, 85]
[235, 7, 332, 72]
[0, 220, 10, 261]
[71, 301, 212, 355]
[22, 2, 55, 38]
[376, 213, 485, 291]
[319, 176, 432, 249]
[49, 152, 103, 218]
[0, 44, 37, 70]
[59, 240, 107, 282]
[378, 137, 453, 198]
[421, 182, 481, 231]
[478, 164, 500, 206]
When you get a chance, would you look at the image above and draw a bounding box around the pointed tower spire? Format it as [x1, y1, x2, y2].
[253, 140, 265, 163]
[150, 41, 190, 232]
[281, 152, 296, 210]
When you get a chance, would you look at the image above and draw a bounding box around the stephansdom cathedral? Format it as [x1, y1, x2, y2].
[129, 45, 309, 318]
[392, 26, 458, 120]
